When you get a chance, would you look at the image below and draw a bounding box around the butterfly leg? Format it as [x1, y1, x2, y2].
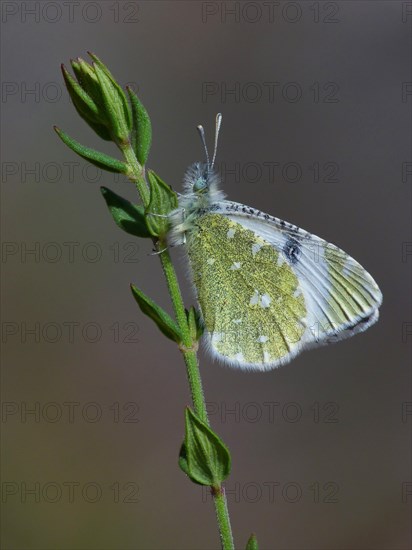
[149, 245, 169, 256]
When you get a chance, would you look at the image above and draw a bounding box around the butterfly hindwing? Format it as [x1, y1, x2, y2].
[222, 201, 382, 349]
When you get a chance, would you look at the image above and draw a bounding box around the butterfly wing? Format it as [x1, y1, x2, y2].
[186, 211, 310, 370]
[186, 202, 382, 371]
[222, 200, 382, 348]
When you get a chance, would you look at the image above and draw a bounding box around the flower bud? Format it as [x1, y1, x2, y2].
[61, 53, 132, 144]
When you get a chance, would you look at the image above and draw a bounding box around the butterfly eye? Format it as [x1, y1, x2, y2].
[193, 177, 208, 192]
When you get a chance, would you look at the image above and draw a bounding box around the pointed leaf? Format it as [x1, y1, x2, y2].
[186, 306, 204, 342]
[91, 56, 131, 143]
[61, 63, 99, 118]
[54, 127, 128, 173]
[100, 187, 151, 238]
[92, 63, 124, 142]
[178, 442, 208, 486]
[146, 170, 178, 237]
[130, 284, 182, 343]
[246, 534, 259, 550]
[71, 58, 102, 105]
[178, 442, 190, 477]
[127, 87, 152, 165]
[181, 407, 231, 486]
[88, 51, 132, 131]
[61, 64, 112, 141]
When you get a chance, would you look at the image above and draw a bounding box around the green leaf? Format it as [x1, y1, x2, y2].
[178, 442, 191, 478]
[178, 441, 210, 486]
[130, 284, 182, 343]
[186, 306, 204, 343]
[71, 58, 102, 105]
[180, 407, 231, 486]
[92, 63, 125, 142]
[100, 187, 151, 238]
[246, 534, 259, 550]
[88, 52, 132, 132]
[61, 64, 112, 142]
[145, 170, 178, 238]
[127, 87, 152, 165]
[54, 127, 128, 173]
[61, 63, 98, 117]
[91, 55, 131, 143]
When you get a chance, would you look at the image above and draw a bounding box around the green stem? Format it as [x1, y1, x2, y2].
[121, 144, 234, 550]
[158, 244, 233, 549]
[157, 245, 209, 423]
[120, 141, 150, 206]
[182, 351, 209, 424]
[214, 488, 234, 550]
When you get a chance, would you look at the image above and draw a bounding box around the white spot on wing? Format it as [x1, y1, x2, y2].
[263, 351, 271, 363]
[234, 352, 244, 362]
[250, 290, 260, 306]
[207, 258, 215, 265]
[260, 294, 271, 308]
[230, 262, 241, 270]
[227, 228, 236, 239]
[257, 335, 269, 343]
[251, 243, 262, 256]
[212, 332, 223, 343]
[250, 291, 272, 308]
[233, 319, 242, 324]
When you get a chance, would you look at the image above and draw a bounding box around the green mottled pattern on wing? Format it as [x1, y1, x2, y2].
[187, 213, 307, 364]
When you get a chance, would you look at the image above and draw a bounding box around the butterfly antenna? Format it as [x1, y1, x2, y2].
[196, 124, 210, 169]
[211, 113, 222, 169]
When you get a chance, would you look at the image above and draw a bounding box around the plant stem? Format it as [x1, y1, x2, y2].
[121, 142, 234, 550]
[157, 245, 209, 423]
[182, 350, 209, 424]
[158, 243, 234, 550]
[119, 141, 150, 206]
[214, 488, 234, 550]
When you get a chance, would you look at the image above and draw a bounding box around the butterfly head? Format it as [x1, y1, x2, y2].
[192, 162, 210, 194]
[184, 161, 216, 196]
[182, 113, 224, 203]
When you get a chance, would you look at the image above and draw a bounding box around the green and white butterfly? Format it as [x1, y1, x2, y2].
[169, 114, 382, 371]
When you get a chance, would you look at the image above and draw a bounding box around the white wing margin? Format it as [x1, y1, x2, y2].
[217, 200, 382, 350]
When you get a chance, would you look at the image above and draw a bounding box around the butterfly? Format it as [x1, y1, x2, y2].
[168, 114, 382, 371]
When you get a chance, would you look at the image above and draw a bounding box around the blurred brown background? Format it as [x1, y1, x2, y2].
[1, 1, 411, 549]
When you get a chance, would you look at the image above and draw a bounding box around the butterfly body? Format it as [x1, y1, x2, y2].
[168, 117, 382, 371]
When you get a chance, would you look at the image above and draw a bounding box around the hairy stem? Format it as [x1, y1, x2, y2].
[213, 488, 234, 550]
[158, 242, 234, 549]
[121, 142, 234, 550]
[119, 140, 150, 206]
[158, 244, 209, 423]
